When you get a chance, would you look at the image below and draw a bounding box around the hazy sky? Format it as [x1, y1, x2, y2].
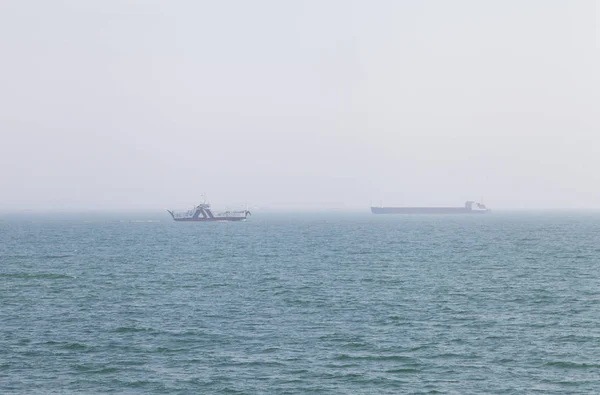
[1, 1, 599, 211]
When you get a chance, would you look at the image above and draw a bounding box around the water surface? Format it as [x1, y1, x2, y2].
[1, 212, 600, 394]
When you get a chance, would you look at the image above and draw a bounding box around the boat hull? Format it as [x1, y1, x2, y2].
[371, 207, 489, 214]
[173, 217, 247, 222]
[167, 204, 250, 222]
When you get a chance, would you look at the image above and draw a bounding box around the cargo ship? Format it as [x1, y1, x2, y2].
[167, 200, 250, 222]
[371, 201, 490, 214]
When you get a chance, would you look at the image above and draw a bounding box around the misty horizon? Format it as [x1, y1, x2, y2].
[1, 1, 599, 212]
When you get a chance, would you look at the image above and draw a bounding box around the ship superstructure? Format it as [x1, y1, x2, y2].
[371, 201, 490, 214]
[168, 200, 250, 222]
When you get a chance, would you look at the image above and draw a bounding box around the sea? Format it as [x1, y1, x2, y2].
[1, 211, 600, 394]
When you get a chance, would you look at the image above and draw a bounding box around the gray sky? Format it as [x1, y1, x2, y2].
[1, 0, 599, 211]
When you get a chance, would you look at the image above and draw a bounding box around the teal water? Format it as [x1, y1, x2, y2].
[1, 212, 600, 394]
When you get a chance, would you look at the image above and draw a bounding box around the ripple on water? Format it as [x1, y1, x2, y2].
[2, 213, 600, 393]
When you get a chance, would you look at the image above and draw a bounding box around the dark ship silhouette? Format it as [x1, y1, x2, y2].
[371, 200, 490, 214]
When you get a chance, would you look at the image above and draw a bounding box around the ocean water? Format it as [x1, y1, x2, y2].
[1, 211, 600, 394]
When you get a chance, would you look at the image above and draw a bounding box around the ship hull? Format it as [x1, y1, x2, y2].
[371, 207, 489, 214]
[173, 217, 247, 222]
[167, 204, 250, 222]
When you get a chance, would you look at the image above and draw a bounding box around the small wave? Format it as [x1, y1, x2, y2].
[114, 326, 154, 333]
[334, 354, 415, 362]
[0, 273, 73, 280]
[0, 254, 30, 259]
[62, 343, 89, 351]
[544, 361, 600, 369]
[156, 347, 187, 353]
[341, 342, 368, 349]
[42, 254, 74, 259]
[285, 369, 309, 374]
[123, 380, 153, 389]
[257, 347, 280, 354]
[205, 283, 229, 289]
[353, 250, 375, 255]
[73, 365, 119, 374]
[262, 276, 280, 281]
[553, 335, 594, 343]
[96, 367, 119, 374]
[284, 298, 313, 306]
[494, 358, 515, 364]
[115, 360, 147, 367]
[339, 373, 363, 378]
[278, 378, 304, 384]
[1, 254, 73, 260]
[319, 333, 364, 341]
[324, 363, 361, 370]
[233, 361, 286, 368]
[555, 381, 589, 387]
[428, 352, 476, 360]
[385, 368, 421, 373]
[220, 388, 246, 394]
[406, 345, 431, 352]
[518, 237, 538, 242]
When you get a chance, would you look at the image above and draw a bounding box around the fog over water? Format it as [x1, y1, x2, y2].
[1, 1, 599, 211]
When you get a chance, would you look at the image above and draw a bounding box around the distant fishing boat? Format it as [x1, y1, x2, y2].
[167, 198, 250, 222]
